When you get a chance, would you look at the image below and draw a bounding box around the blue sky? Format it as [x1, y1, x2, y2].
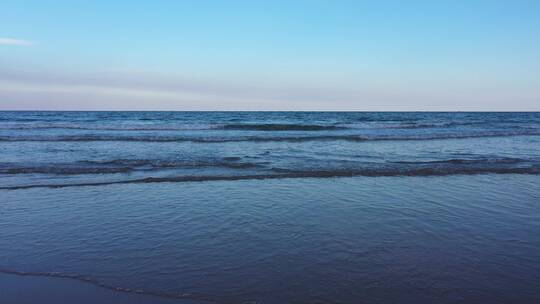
[1, 0, 539, 110]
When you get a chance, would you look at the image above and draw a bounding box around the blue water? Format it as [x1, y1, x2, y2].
[0, 112, 539, 303]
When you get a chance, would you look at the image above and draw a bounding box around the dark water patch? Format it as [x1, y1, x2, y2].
[222, 156, 242, 161]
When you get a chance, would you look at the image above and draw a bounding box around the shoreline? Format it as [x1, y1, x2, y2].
[0, 271, 209, 304]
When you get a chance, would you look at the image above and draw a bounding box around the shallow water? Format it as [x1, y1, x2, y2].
[0, 112, 539, 189]
[1, 112, 539, 303]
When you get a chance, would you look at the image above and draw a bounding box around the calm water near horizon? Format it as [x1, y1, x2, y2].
[1, 112, 539, 303]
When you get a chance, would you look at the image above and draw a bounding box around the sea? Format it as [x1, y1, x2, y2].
[0, 111, 539, 303]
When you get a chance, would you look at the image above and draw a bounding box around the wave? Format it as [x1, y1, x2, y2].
[0, 158, 259, 175]
[0, 124, 215, 131]
[82, 159, 258, 169]
[218, 123, 345, 131]
[0, 123, 345, 131]
[2, 166, 538, 190]
[1, 166, 132, 175]
[1, 131, 539, 143]
[0, 269, 219, 303]
[384, 121, 483, 129]
[2, 122, 537, 132]
[392, 157, 527, 165]
[1, 157, 533, 176]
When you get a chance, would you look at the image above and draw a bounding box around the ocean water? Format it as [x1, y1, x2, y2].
[0, 112, 539, 303]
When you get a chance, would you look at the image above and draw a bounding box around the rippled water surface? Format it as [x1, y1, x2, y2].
[1, 112, 539, 303]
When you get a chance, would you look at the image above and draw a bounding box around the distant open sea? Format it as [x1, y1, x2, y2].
[1, 112, 539, 303]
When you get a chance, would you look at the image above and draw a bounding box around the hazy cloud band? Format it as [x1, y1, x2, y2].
[0, 38, 34, 46]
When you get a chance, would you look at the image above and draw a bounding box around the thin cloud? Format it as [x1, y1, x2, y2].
[0, 37, 34, 46]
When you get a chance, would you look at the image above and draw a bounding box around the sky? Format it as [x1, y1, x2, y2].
[1, 0, 539, 111]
